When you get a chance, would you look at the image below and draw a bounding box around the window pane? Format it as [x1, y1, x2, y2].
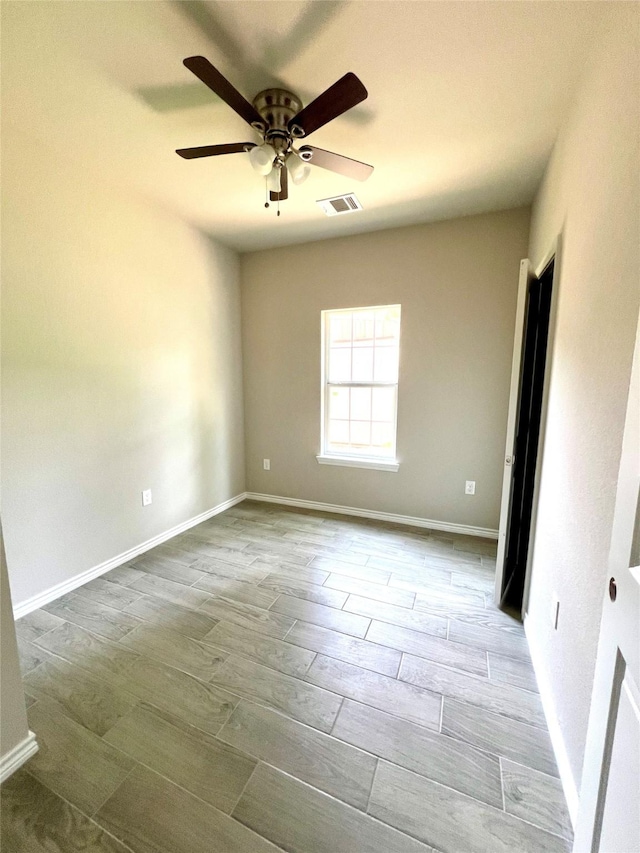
[353, 311, 375, 345]
[350, 387, 372, 421]
[328, 420, 349, 445]
[329, 313, 352, 346]
[329, 348, 351, 382]
[372, 386, 395, 422]
[372, 422, 394, 450]
[375, 306, 400, 342]
[329, 386, 349, 419]
[373, 346, 399, 382]
[350, 421, 371, 446]
[323, 304, 399, 460]
[352, 347, 373, 381]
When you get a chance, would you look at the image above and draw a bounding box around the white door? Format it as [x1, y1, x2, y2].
[494, 259, 532, 603]
[573, 313, 640, 853]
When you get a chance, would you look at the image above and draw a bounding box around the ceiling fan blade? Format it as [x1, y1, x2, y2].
[176, 142, 255, 159]
[270, 164, 288, 201]
[298, 145, 373, 181]
[288, 72, 368, 138]
[183, 56, 265, 129]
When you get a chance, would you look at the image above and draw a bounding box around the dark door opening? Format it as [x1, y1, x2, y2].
[500, 259, 554, 612]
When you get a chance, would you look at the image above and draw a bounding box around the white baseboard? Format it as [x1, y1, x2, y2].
[524, 614, 579, 826]
[0, 731, 38, 783]
[12, 493, 247, 619]
[245, 492, 498, 540]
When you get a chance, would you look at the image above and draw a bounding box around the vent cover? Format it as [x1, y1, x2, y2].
[316, 193, 363, 216]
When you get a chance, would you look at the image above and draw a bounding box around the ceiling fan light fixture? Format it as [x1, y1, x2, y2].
[287, 152, 311, 185]
[266, 164, 282, 193]
[249, 142, 276, 176]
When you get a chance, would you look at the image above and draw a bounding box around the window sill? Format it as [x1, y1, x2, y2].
[316, 454, 400, 472]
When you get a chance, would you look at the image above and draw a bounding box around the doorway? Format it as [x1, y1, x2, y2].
[500, 259, 554, 613]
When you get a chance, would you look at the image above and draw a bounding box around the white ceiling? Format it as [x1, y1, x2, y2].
[2, 1, 609, 252]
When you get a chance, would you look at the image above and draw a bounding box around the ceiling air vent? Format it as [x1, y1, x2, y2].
[316, 193, 363, 216]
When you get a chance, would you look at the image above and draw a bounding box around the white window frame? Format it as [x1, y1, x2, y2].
[317, 304, 401, 472]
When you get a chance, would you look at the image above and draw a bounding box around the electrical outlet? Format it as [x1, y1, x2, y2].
[263, 459, 271, 471]
[552, 597, 560, 630]
[465, 480, 476, 495]
[142, 489, 152, 506]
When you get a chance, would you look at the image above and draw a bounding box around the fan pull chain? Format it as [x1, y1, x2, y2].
[264, 176, 269, 209]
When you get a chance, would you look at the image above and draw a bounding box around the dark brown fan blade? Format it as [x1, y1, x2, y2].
[270, 164, 288, 201]
[298, 145, 373, 181]
[176, 142, 255, 159]
[288, 72, 367, 138]
[183, 56, 265, 129]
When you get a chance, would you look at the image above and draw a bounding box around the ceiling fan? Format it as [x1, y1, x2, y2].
[175, 56, 374, 208]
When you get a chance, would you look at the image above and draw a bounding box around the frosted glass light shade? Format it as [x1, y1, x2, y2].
[249, 143, 276, 176]
[288, 152, 311, 185]
[266, 166, 281, 193]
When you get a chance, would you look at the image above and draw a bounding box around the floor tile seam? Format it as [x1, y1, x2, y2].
[439, 694, 550, 738]
[279, 628, 404, 679]
[217, 701, 513, 815]
[395, 666, 547, 727]
[219, 754, 261, 816]
[499, 755, 507, 813]
[413, 598, 527, 628]
[328, 697, 345, 736]
[115, 635, 231, 682]
[216, 697, 389, 774]
[31, 629, 241, 713]
[235, 760, 442, 852]
[209, 666, 346, 719]
[441, 699, 560, 757]
[485, 674, 541, 697]
[62, 614, 142, 644]
[303, 660, 443, 721]
[95, 748, 260, 826]
[398, 650, 541, 693]
[87, 761, 139, 820]
[500, 756, 569, 787]
[364, 757, 505, 828]
[497, 758, 575, 842]
[432, 610, 526, 640]
[340, 606, 448, 640]
[321, 571, 412, 598]
[364, 756, 379, 814]
[20, 762, 135, 851]
[255, 581, 349, 610]
[368, 759, 571, 843]
[127, 586, 216, 613]
[17, 619, 67, 646]
[440, 633, 531, 664]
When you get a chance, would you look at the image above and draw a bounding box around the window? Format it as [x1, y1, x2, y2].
[318, 304, 401, 472]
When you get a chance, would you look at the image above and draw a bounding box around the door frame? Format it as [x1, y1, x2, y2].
[494, 234, 563, 615]
[521, 234, 563, 616]
[494, 259, 531, 604]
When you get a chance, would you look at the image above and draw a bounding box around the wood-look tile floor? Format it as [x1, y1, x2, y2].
[3, 501, 573, 852]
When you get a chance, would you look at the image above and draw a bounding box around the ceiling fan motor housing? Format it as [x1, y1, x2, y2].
[252, 88, 303, 155]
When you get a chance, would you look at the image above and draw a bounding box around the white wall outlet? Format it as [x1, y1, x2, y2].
[552, 597, 560, 630]
[263, 459, 271, 471]
[465, 480, 476, 495]
[142, 489, 152, 506]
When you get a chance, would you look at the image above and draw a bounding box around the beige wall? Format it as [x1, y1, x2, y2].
[0, 523, 30, 766]
[1, 126, 245, 609]
[241, 208, 530, 531]
[526, 4, 639, 804]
